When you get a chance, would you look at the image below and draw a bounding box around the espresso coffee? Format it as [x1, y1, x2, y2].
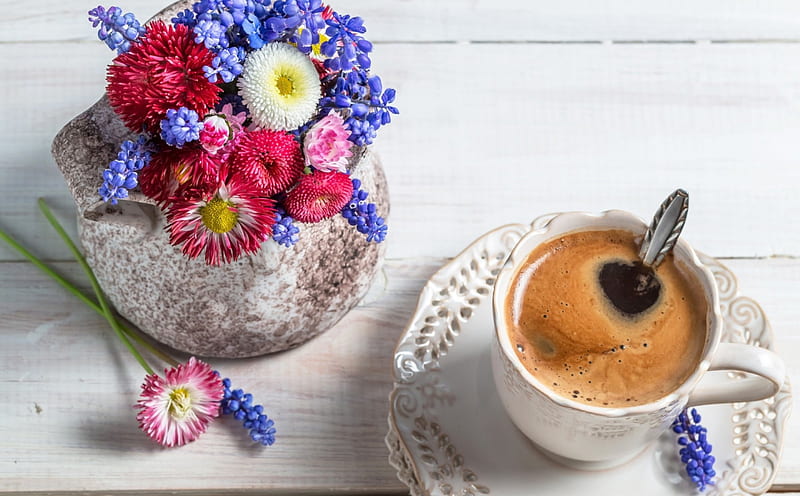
[507, 229, 706, 407]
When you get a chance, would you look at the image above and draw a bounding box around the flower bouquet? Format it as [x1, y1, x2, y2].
[52, 0, 397, 357]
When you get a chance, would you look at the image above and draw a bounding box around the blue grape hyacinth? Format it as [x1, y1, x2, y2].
[220, 377, 276, 446]
[341, 178, 387, 242]
[204, 46, 246, 83]
[194, 18, 229, 50]
[272, 208, 300, 247]
[281, 0, 327, 53]
[321, 11, 372, 71]
[320, 69, 398, 146]
[672, 408, 716, 491]
[160, 108, 202, 147]
[88, 6, 146, 54]
[99, 136, 152, 204]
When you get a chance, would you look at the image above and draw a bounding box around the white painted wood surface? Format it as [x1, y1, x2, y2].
[1, 258, 799, 493]
[6, 0, 800, 42]
[4, 41, 800, 262]
[1, 1, 799, 494]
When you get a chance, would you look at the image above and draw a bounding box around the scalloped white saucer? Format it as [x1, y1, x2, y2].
[386, 216, 792, 496]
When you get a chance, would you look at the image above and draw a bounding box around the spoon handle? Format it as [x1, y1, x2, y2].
[639, 189, 689, 268]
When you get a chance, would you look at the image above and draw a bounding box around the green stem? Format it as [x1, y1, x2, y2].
[37, 199, 155, 375]
[119, 324, 178, 367]
[0, 223, 177, 366]
[118, 320, 178, 366]
[0, 227, 98, 310]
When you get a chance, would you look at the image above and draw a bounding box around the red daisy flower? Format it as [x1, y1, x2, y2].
[285, 171, 353, 223]
[165, 175, 276, 265]
[107, 21, 221, 132]
[139, 145, 223, 204]
[231, 130, 304, 196]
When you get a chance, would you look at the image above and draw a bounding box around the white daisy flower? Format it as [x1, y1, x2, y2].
[237, 43, 321, 131]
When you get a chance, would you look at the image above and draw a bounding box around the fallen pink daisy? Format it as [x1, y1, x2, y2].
[136, 357, 224, 447]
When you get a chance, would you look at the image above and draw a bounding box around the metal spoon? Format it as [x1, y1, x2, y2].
[639, 188, 690, 269]
[598, 189, 689, 315]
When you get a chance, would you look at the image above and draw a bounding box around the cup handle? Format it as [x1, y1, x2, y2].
[687, 343, 786, 407]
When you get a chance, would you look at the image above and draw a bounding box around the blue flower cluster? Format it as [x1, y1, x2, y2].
[204, 46, 246, 83]
[321, 12, 372, 71]
[321, 70, 398, 146]
[174, 0, 372, 75]
[174, 0, 286, 51]
[172, 9, 197, 27]
[272, 208, 300, 246]
[341, 178, 387, 242]
[160, 108, 202, 147]
[194, 18, 229, 50]
[672, 408, 715, 491]
[88, 6, 146, 54]
[169, 0, 398, 143]
[281, 0, 326, 53]
[99, 136, 152, 204]
[220, 377, 276, 446]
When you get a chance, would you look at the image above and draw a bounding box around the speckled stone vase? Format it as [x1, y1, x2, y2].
[50, 1, 389, 358]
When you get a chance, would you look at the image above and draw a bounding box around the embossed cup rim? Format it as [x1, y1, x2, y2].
[492, 210, 723, 418]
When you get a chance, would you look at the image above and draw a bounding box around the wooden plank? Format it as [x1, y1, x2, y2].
[0, 257, 798, 492]
[369, 42, 800, 260]
[3, 42, 800, 261]
[5, 0, 800, 42]
[0, 261, 415, 493]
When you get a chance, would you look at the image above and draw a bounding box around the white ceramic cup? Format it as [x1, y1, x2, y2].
[491, 210, 786, 470]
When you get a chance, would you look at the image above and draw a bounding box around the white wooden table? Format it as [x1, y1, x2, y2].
[1, 1, 799, 494]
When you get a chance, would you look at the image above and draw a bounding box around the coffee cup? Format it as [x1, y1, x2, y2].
[490, 210, 786, 470]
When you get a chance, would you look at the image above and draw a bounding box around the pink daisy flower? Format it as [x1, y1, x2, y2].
[303, 112, 353, 173]
[136, 357, 223, 447]
[166, 175, 276, 265]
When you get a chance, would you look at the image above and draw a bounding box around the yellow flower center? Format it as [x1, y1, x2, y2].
[276, 74, 295, 96]
[167, 387, 192, 419]
[200, 197, 238, 234]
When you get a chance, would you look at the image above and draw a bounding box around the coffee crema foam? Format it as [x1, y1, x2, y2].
[507, 229, 707, 407]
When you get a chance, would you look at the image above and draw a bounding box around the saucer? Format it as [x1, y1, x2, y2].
[386, 216, 793, 496]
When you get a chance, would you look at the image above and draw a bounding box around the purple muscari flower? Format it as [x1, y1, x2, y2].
[160, 108, 202, 147]
[172, 9, 197, 27]
[272, 208, 300, 246]
[190, 0, 290, 49]
[341, 178, 387, 243]
[220, 377, 276, 446]
[98, 136, 152, 204]
[321, 11, 372, 72]
[193, 0, 224, 15]
[194, 19, 229, 50]
[187, 0, 267, 48]
[246, 0, 331, 48]
[672, 408, 716, 491]
[275, 0, 325, 53]
[204, 46, 246, 83]
[88, 6, 146, 54]
[251, 8, 298, 46]
[320, 69, 398, 146]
